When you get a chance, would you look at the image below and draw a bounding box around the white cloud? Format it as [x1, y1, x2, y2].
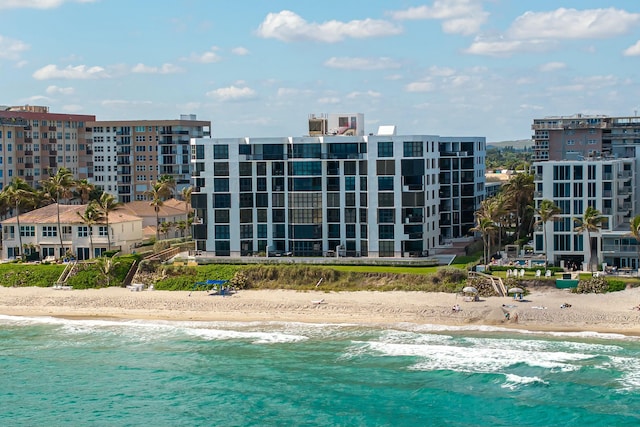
[623, 40, 640, 56]
[61, 104, 84, 112]
[324, 57, 400, 70]
[22, 95, 52, 103]
[131, 63, 183, 74]
[45, 85, 75, 95]
[385, 74, 403, 81]
[427, 66, 456, 77]
[318, 97, 340, 104]
[0, 35, 29, 60]
[231, 46, 249, 56]
[539, 62, 566, 72]
[0, 0, 95, 9]
[101, 99, 153, 107]
[464, 38, 554, 57]
[256, 10, 402, 43]
[388, 0, 488, 35]
[183, 46, 222, 63]
[405, 81, 434, 92]
[508, 8, 640, 40]
[206, 85, 256, 101]
[32, 64, 110, 80]
[346, 90, 381, 99]
[276, 87, 313, 97]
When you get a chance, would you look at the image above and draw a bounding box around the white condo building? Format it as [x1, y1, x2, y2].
[190, 114, 486, 258]
[532, 157, 637, 269]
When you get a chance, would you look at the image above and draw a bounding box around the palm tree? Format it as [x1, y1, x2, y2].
[535, 199, 562, 266]
[145, 181, 165, 241]
[470, 216, 497, 266]
[176, 220, 187, 238]
[159, 221, 172, 240]
[96, 256, 120, 288]
[574, 206, 605, 272]
[97, 192, 122, 251]
[0, 178, 36, 260]
[503, 172, 535, 239]
[75, 179, 95, 204]
[158, 175, 176, 200]
[41, 167, 75, 257]
[180, 186, 192, 217]
[628, 215, 640, 272]
[77, 201, 104, 259]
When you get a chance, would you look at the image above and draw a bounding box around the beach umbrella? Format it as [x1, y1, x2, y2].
[508, 287, 524, 294]
[462, 286, 478, 294]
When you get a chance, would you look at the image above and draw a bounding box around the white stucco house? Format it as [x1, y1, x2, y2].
[1, 203, 144, 260]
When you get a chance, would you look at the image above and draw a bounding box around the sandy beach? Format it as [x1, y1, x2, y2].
[2, 285, 640, 335]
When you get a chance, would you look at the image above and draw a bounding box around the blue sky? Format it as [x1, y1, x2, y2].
[1, 0, 640, 142]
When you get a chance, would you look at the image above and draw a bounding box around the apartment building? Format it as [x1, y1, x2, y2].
[89, 115, 210, 203]
[532, 158, 637, 269]
[0, 105, 95, 190]
[190, 114, 485, 258]
[532, 114, 640, 161]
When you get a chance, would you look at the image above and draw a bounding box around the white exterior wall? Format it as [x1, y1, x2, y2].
[533, 158, 635, 268]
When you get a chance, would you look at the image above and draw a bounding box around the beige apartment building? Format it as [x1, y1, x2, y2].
[88, 115, 210, 203]
[532, 114, 640, 161]
[0, 105, 95, 189]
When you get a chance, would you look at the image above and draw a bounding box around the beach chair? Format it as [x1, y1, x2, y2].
[545, 270, 551, 277]
[506, 269, 511, 277]
[535, 269, 541, 278]
[519, 269, 525, 277]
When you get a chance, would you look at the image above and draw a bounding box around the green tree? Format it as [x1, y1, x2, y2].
[77, 201, 104, 259]
[145, 181, 165, 241]
[574, 206, 604, 272]
[535, 199, 562, 266]
[158, 175, 176, 199]
[503, 172, 535, 239]
[180, 185, 192, 216]
[470, 216, 497, 266]
[75, 179, 95, 204]
[41, 167, 75, 256]
[97, 192, 122, 251]
[0, 178, 36, 260]
[96, 256, 120, 288]
[176, 220, 187, 238]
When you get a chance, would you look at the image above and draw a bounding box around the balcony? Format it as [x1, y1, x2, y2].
[602, 208, 612, 215]
[23, 125, 32, 130]
[49, 126, 56, 131]
[49, 150, 57, 155]
[619, 187, 631, 195]
[602, 173, 613, 180]
[24, 137, 33, 143]
[24, 150, 33, 156]
[25, 175, 33, 181]
[25, 163, 33, 168]
[49, 138, 57, 143]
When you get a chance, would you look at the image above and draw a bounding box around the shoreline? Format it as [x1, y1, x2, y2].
[1, 286, 640, 336]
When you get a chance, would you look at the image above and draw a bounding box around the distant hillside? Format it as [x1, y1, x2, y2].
[487, 139, 533, 150]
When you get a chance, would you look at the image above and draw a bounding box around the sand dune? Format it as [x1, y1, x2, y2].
[1, 286, 640, 335]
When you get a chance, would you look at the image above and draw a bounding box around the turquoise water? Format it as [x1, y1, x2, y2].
[1, 316, 639, 427]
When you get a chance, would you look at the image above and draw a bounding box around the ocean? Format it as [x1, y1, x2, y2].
[0, 315, 639, 427]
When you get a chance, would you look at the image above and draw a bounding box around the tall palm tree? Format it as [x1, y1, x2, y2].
[574, 206, 605, 272]
[41, 167, 75, 257]
[96, 256, 120, 288]
[77, 201, 104, 259]
[158, 175, 176, 200]
[628, 215, 640, 272]
[503, 172, 535, 239]
[0, 178, 36, 260]
[180, 185, 192, 217]
[159, 221, 172, 240]
[470, 216, 497, 266]
[75, 179, 95, 204]
[97, 192, 122, 251]
[535, 199, 562, 266]
[145, 181, 165, 241]
[176, 220, 187, 238]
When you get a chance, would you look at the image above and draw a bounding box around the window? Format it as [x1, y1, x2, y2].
[20, 226, 35, 237]
[77, 226, 89, 237]
[99, 226, 108, 236]
[42, 226, 57, 237]
[379, 225, 394, 239]
[213, 145, 229, 159]
[378, 177, 394, 191]
[377, 141, 393, 157]
[378, 209, 395, 223]
[215, 225, 230, 239]
[403, 141, 423, 157]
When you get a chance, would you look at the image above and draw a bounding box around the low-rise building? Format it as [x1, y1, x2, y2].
[1, 204, 143, 260]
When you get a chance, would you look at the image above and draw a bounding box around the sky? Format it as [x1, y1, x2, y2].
[1, 0, 640, 142]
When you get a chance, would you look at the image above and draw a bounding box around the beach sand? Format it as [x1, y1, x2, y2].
[2, 285, 640, 335]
